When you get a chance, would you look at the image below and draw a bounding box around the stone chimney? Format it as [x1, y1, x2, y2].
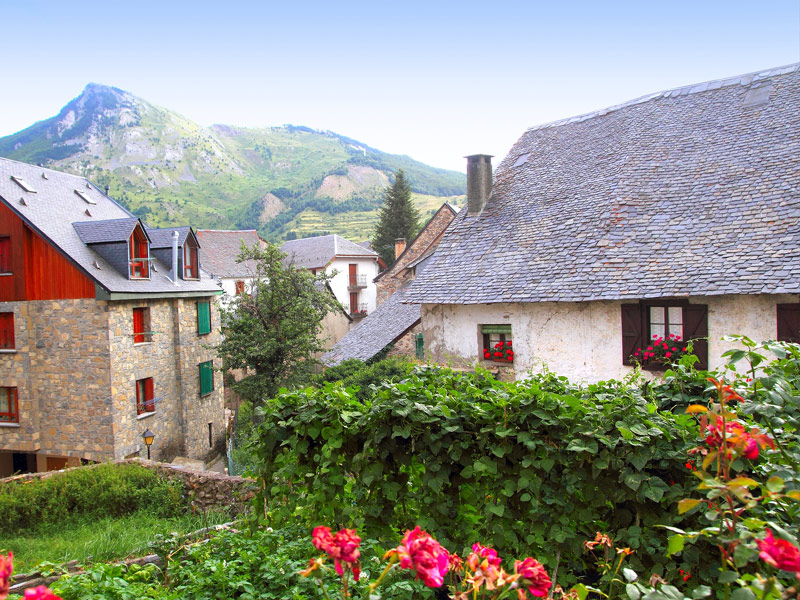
[394, 238, 407, 260]
[466, 154, 493, 215]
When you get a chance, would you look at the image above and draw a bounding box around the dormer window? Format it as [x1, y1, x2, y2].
[130, 226, 149, 279]
[184, 238, 199, 279]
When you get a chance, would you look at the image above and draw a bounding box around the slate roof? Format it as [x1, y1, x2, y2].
[281, 234, 378, 269]
[0, 157, 220, 295]
[196, 229, 262, 278]
[147, 226, 192, 249]
[405, 64, 800, 304]
[73, 217, 142, 244]
[322, 286, 420, 366]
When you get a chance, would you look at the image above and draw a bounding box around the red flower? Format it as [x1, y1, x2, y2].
[672, 347, 678, 352]
[514, 557, 552, 598]
[311, 526, 362, 581]
[679, 569, 691, 582]
[494, 352, 502, 358]
[470, 543, 502, 567]
[757, 530, 800, 578]
[507, 341, 512, 347]
[665, 352, 672, 358]
[393, 526, 450, 587]
[682, 347, 687, 352]
[23, 587, 63, 600]
[652, 334, 658, 339]
[0, 552, 12, 600]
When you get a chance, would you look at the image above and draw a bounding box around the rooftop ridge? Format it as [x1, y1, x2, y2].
[525, 63, 799, 134]
[196, 229, 258, 234]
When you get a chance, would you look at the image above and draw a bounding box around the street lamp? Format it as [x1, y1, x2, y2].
[141, 428, 155, 460]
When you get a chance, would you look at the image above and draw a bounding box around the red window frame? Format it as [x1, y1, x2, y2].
[234, 280, 245, 295]
[133, 307, 151, 344]
[0, 387, 19, 423]
[184, 241, 198, 279]
[0, 312, 14, 350]
[0, 236, 11, 274]
[136, 378, 155, 414]
[129, 227, 149, 279]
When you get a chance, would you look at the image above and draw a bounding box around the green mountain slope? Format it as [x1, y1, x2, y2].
[0, 84, 465, 241]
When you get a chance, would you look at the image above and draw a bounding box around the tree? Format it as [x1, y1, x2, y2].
[216, 242, 341, 404]
[371, 170, 421, 266]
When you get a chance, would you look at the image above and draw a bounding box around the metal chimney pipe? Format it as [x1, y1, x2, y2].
[466, 154, 493, 215]
[171, 230, 180, 284]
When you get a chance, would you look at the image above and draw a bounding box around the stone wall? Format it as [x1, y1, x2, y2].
[0, 298, 114, 462]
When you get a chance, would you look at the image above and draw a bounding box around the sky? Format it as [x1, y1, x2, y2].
[1, 0, 798, 172]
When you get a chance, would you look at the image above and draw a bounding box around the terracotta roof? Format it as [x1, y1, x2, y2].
[405, 64, 800, 304]
[196, 229, 262, 278]
[0, 157, 220, 295]
[322, 286, 420, 365]
[281, 234, 378, 269]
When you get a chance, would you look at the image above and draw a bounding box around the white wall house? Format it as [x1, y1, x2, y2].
[404, 65, 800, 383]
[196, 229, 265, 305]
[281, 235, 381, 320]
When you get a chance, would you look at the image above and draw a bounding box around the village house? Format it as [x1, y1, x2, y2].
[281, 234, 381, 320]
[0, 157, 225, 476]
[196, 229, 265, 300]
[322, 203, 458, 365]
[404, 64, 800, 382]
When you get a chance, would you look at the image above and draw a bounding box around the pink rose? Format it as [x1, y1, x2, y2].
[394, 526, 450, 587]
[757, 530, 800, 577]
[514, 557, 552, 598]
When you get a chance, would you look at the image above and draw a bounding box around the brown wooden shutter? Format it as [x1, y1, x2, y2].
[621, 304, 643, 365]
[777, 304, 800, 343]
[683, 304, 708, 370]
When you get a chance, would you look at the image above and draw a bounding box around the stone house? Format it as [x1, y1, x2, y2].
[281, 234, 381, 320]
[404, 64, 800, 382]
[0, 157, 225, 476]
[322, 203, 458, 365]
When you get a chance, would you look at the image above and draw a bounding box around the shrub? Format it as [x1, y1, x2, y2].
[0, 463, 183, 535]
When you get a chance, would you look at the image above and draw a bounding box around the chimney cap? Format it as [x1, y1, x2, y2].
[464, 154, 494, 160]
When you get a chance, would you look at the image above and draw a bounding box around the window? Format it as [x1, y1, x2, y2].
[621, 301, 708, 369]
[777, 304, 800, 343]
[234, 280, 245, 295]
[0, 236, 11, 274]
[136, 378, 155, 414]
[133, 307, 152, 344]
[197, 300, 211, 335]
[480, 324, 514, 363]
[349, 292, 359, 315]
[1, 387, 19, 423]
[199, 361, 214, 396]
[0, 313, 14, 350]
[129, 227, 149, 279]
[184, 241, 198, 279]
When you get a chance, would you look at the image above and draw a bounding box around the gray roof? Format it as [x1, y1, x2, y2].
[405, 64, 800, 304]
[147, 226, 192, 249]
[196, 229, 262, 278]
[281, 234, 378, 269]
[73, 217, 141, 244]
[0, 157, 220, 295]
[322, 287, 420, 365]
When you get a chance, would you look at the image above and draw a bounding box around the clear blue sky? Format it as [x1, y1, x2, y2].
[2, 0, 798, 172]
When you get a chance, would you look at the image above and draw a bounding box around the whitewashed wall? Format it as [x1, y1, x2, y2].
[327, 257, 380, 314]
[420, 294, 798, 383]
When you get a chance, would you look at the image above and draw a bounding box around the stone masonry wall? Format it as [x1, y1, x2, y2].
[0, 299, 114, 462]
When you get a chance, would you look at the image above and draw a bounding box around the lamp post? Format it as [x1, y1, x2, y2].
[141, 428, 155, 460]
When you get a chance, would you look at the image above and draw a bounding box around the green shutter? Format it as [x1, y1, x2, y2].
[481, 324, 512, 334]
[199, 361, 214, 396]
[197, 301, 211, 335]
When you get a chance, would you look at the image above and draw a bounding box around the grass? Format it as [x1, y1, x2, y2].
[4, 508, 232, 574]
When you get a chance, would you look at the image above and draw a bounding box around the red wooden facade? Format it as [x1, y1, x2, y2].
[0, 201, 96, 302]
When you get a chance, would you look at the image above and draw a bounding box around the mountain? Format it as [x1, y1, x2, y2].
[0, 84, 465, 241]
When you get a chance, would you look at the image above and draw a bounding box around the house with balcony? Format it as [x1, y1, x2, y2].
[0, 157, 225, 476]
[281, 234, 381, 320]
[404, 64, 800, 382]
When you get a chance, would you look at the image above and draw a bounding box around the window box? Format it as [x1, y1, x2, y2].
[0, 313, 14, 350]
[480, 324, 514, 363]
[0, 387, 19, 423]
[136, 378, 155, 415]
[199, 361, 214, 396]
[197, 300, 212, 335]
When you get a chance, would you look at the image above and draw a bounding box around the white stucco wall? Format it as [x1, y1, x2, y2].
[420, 294, 798, 383]
[214, 276, 259, 308]
[327, 257, 380, 314]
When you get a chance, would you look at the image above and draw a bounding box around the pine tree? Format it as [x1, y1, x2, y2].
[371, 170, 421, 266]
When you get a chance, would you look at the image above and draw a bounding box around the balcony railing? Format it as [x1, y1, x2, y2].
[347, 274, 367, 290]
[347, 303, 369, 318]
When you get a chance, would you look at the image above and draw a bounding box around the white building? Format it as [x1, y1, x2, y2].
[281, 234, 381, 320]
[196, 229, 265, 302]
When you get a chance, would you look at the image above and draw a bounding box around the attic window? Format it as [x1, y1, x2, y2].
[74, 189, 96, 205]
[10, 176, 36, 193]
[512, 153, 530, 168]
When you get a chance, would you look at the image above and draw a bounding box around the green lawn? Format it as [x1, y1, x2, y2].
[4, 508, 232, 574]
